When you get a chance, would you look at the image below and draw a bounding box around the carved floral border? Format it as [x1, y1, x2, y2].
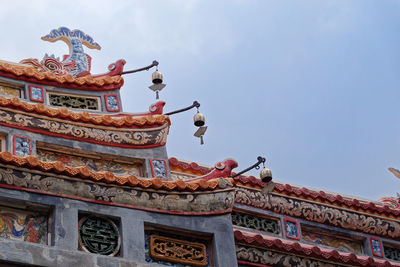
[0, 166, 235, 215]
[235, 187, 400, 240]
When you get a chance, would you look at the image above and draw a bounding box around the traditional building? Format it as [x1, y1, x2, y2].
[0, 27, 398, 267]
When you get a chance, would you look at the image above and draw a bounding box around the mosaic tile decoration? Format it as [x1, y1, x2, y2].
[145, 230, 210, 267]
[29, 85, 44, 102]
[150, 159, 168, 179]
[37, 149, 142, 176]
[105, 94, 120, 111]
[370, 237, 383, 257]
[0, 84, 21, 97]
[284, 218, 300, 240]
[13, 136, 31, 156]
[302, 229, 362, 253]
[0, 205, 47, 244]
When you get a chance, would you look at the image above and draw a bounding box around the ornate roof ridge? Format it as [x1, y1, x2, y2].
[169, 157, 213, 175]
[234, 230, 400, 267]
[0, 96, 170, 128]
[0, 152, 234, 192]
[169, 157, 400, 215]
[0, 61, 123, 90]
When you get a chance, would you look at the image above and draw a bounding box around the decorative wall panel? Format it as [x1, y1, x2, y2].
[28, 85, 44, 103]
[235, 187, 400, 240]
[145, 230, 210, 266]
[302, 229, 362, 253]
[0, 108, 169, 148]
[13, 136, 31, 156]
[0, 84, 21, 98]
[149, 235, 207, 266]
[236, 244, 344, 267]
[231, 211, 279, 234]
[370, 237, 383, 257]
[384, 245, 400, 262]
[150, 159, 167, 179]
[48, 93, 99, 111]
[0, 166, 234, 215]
[37, 149, 142, 176]
[78, 215, 120, 256]
[0, 205, 47, 244]
[284, 218, 300, 240]
[104, 94, 120, 112]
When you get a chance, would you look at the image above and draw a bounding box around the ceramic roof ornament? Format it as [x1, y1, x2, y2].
[21, 27, 101, 77]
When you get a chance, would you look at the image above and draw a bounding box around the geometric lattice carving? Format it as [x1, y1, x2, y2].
[384, 245, 400, 261]
[149, 235, 207, 266]
[48, 93, 99, 110]
[78, 215, 120, 256]
[232, 211, 279, 234]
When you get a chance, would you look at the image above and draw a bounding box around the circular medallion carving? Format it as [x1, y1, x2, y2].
[78, 215, 120, 256]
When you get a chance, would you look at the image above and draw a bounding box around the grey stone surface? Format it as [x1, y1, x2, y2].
[0, 187, 238, 267]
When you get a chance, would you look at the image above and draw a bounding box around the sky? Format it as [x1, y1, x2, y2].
[0, 1, 399, 201]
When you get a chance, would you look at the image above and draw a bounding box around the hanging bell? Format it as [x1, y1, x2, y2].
[193, 112, 205, 127]
[260, 167, 272, 183]
[152, 70, 163, 84]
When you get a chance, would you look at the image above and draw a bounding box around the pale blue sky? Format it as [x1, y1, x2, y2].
[1, 1, 399, 200]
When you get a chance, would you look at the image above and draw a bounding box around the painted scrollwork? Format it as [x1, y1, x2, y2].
[0, 109, 167, 147]
[0, 167, 234, 214]
[236, 245, 343, 267]
[235, 188, 400, 240]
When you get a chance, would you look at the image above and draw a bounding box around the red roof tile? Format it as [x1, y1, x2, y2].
[234, 230, 400, 267]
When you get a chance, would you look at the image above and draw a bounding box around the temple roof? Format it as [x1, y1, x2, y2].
[235, 230, 400, 267]
[0, 96, 169, 128]
[0, 61, 124, 90]
[170, 157, 400, 217]
[0, 152, 230, 192]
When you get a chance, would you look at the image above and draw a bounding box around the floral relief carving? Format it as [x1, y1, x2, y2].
[0, 108, 168, 147]
[0, 167, 234, 214]
[235, 188, 400, 240]
[236, 245, 343, 267]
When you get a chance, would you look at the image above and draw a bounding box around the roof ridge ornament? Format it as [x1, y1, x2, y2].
[20, 27, 107, 78]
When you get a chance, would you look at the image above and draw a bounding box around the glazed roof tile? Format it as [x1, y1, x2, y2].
[0, 97, 170, 128]
[0, 152, 232, 192]
[169, 157, 211, 175]
[234, 230, 400, 267]
[0, 61, 123, 90]
[169, 157, 400, 217]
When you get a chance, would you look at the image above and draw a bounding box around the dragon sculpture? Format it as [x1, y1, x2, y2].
[20, 27, 125, 78]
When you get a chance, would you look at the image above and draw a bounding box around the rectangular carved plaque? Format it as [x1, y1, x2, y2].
[149, 235, 207, 267]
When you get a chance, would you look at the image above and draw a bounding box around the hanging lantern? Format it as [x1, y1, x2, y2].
[193, 111, 205, 127]
[260, 167, 272, 183]
[149, 68, 166, 100]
